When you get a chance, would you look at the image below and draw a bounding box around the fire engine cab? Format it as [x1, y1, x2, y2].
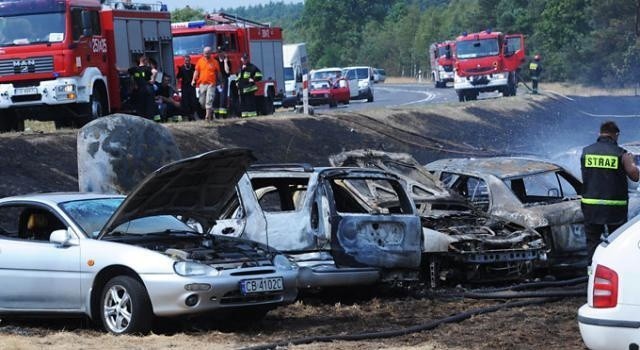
[171, 13, 284, 116]
[429, 41, 455, 88]
[453, 30, 525, 102]
[0, 0, 174, 131]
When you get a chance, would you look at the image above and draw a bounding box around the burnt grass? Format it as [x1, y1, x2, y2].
[2, 93, 638, 348]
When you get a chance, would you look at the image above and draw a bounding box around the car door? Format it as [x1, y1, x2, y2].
[504, 34, 526, 72]
[344, 69, 359, 98]
[210, 175, 267, 241]
[321, 171, 422, 269]
[334, 78, 350, 102]
[0, 203, 82, 311]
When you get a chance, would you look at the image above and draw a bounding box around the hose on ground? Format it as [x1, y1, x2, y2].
[460, 288, 584, 300]
[239, 297, 566, 350]
[467, 275, 588, 294]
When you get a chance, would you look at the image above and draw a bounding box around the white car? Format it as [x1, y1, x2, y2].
[578, 215, 640, 349]
[0, 149, 298, 334]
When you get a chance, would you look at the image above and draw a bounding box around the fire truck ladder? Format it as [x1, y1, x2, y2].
[205, 12, 271, 28]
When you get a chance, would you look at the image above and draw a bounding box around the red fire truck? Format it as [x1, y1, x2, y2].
[429, 41, 455, 88]
[171, 13, 284, 116]
[453, 30, 525, 102]
[0, 0, 174, 131]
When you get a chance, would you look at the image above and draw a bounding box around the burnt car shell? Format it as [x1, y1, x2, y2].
[330, 150, 546, 284]
[425, 156, 587, 270]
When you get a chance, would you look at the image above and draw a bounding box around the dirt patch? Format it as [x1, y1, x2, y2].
[3, 91, 637, 348]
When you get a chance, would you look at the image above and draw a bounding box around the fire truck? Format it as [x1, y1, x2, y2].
[429, 41, 455, 88]
[0, 0, 174, 131]
[453, 30, 525, 102]
[171, 13, 284, 116]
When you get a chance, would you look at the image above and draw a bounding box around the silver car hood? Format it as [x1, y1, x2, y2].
[99, 148, 255, 238]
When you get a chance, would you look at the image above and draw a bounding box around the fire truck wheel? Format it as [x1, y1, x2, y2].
[89, 86, 107, 121]
[0, 110, 24, 133]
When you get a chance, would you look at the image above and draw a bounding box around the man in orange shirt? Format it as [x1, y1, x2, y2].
[191, 46, 221, 121]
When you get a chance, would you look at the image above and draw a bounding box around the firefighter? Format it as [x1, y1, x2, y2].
[128, 55, 155, 119]
[529, 54, 542, 94]
[581, 121, 639, 262]
[176, 55, 198, 120]
[213, 49, 231, 119]
[237, 53, 262, 118]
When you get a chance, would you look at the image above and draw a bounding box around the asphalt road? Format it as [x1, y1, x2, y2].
[295, 82, 507, 112]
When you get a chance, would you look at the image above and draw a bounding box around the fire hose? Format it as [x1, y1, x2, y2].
[239, 277, 586, 350]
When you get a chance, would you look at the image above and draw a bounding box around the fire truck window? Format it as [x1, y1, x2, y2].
[71, 9, 83, 41]
[90, 11, 101, 36]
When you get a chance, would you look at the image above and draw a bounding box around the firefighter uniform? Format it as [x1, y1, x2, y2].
[128, 64, 155, 119]
[580, 135, 629, 257]
[529, 56, 542, 94]
[213, 54, 231, 118]
[237, 59, 262, 118]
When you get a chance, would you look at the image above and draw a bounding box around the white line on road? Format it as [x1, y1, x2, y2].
[376, 87, 436, 106]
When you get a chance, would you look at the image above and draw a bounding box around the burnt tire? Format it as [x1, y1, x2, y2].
[100, 276, 152, 335]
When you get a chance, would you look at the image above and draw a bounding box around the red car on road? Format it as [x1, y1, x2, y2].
[308, 78, 350, 108]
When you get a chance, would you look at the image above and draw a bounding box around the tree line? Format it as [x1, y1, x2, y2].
[172, 0, 640, 86]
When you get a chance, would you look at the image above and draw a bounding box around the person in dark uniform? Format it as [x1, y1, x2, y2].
[176, 55, 198, 120]
[237, 53, 262, 118]
[213, 49, 231, 119]
[581, 121, 639, 261]
[529, 54, 542, 94]
[128, 55, 155, 119]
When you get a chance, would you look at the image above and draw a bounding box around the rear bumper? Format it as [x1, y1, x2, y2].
[578, 304, 640, 350]
[297, 265, 380, 289]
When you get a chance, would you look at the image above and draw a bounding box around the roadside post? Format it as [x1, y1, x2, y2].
[303, 73, 309, 115]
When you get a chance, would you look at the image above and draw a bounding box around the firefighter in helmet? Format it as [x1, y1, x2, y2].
[581, 121, 639, 262]
[237, 53, 262, 118]
[529, 54, 542, 94]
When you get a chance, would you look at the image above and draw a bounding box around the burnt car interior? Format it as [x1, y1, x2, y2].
[250, 178, 309, 212]
[329, 177, 412, 215]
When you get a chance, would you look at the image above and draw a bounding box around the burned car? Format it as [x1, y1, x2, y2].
[330, 150, 546, 286]
[0, 149, 298, 334]
[425, 156, 587, 270]
[210, 165, 423, 289]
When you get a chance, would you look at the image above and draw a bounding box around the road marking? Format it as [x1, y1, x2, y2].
[376, 86, 436, 106]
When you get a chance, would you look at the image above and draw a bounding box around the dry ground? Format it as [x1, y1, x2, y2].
[3, 86, 633, 349]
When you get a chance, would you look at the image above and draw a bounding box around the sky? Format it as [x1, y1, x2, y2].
[162, 0, 303, 11]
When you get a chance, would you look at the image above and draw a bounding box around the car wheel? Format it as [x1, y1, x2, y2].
[329, 99, 337, 108]
[366, 91, 374, 102]
[100, 276, 152, 334]
[457, 91, 465, 102]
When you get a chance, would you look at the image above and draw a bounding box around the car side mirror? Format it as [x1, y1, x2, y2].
[50, 228, 78, 247]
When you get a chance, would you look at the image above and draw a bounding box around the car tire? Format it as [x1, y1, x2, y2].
[329, 99, 337, 108]
[100, 275, 152, 335]
[367, 90, 374, 102]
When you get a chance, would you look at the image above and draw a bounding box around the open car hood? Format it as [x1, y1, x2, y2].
[329, 149, 456, 202]
[98, 148, 255, 238]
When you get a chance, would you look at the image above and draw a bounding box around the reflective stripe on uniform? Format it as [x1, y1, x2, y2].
[242, 85, 258, 94]
[241, 111, 257, 118]
[584, 154, 619, 169]
[215, 108, 228, 114]
[254, 72, 263, 78]
[581, 198, 628, 206]
[242, 72, 251, 79]
[529, 63, 538, 70]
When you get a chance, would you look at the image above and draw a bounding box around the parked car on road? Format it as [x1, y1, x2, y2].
[578, 215, 640, 350]
[308, 78, 350, 107]
[373, 68, 386, 83]
[330, 150, 546, 287]
[425, 157, 587, 271]
[342, 66, 375, 102]
[210, 164, 423, 289]
[0, 149, 298, 334]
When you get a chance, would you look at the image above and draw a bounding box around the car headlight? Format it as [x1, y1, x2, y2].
[174, 261, 220, 277]
[492, 73, 507, 80]
[273, 254, 297, 270]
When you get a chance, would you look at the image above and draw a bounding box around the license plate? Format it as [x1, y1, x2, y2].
[240, 277, 283, 295]
[14, 87, 37, 95]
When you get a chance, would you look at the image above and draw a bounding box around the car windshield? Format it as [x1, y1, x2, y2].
[310, 80, 331, 89]
[0, 13, 65, 46]
[173, 33, 215, 56]
[311, 70, 340, 80]
[456, 38, 499, 59]
[60, 198, 197, 238]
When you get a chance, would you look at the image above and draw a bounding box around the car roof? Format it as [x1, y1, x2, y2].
[248, 165, 400, 179]
[427, 157, 563, 179]
[0, 192, 123, 205]
[312, 67, 341, 72]
[343, 66, 371, 70]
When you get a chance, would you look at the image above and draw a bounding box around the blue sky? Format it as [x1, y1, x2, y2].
[162, 0, 303, 11]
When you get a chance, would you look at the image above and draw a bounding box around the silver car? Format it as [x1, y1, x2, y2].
[0, 149, 298, 334]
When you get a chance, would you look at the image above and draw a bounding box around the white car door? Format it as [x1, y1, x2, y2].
[345, 69, 359, 98]
[0, 205, 82, 311]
